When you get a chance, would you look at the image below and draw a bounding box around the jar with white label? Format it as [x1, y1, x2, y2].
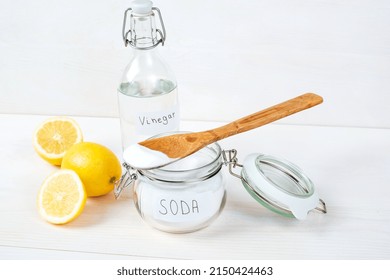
[119, 140, 225, 233]
[115, 136, 327, 233]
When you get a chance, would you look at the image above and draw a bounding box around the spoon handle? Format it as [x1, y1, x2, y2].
[211, 93, 323, 139]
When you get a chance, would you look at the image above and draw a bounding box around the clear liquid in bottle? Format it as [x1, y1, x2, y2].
[118, 79, 179, 149]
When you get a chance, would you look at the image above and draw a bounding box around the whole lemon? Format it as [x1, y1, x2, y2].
[61, 142, 122, 197]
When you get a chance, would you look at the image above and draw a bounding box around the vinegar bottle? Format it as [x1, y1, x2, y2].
[118, 0, 179, 150]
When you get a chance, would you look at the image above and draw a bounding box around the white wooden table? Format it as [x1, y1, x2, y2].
[1, 114, 389, 259]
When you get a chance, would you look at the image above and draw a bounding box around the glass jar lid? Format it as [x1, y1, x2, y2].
[222, 150, 326, 220]
[240, 153, 323, 220]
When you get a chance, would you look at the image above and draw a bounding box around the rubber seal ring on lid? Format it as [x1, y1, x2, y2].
[241, 153, 322, 220]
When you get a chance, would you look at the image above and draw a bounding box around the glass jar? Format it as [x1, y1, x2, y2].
[115, 136, 326, 233]
[116, 138, 226, 233]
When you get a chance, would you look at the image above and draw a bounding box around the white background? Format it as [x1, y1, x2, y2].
[1, 0, 389, 128]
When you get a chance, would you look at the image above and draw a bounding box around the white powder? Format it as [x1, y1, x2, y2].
[123, 144, 177, 169]
[161, 151, 211, 171]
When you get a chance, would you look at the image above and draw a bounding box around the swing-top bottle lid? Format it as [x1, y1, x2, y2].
[131, 0, 153, 14]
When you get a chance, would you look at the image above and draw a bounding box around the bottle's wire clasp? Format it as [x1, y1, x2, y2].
[122, 7, 166, 49]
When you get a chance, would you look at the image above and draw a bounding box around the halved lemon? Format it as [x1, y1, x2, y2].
[37, 169, 87, 225]
[33, 117, 83, 165]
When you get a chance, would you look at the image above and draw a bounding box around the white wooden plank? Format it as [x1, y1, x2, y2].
[0, 246, 158, 260]
[0, 114, 389, 259]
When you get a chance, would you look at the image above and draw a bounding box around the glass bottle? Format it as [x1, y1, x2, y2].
[118, 0, 179, 150]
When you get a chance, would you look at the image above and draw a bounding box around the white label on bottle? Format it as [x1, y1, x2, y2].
[134, 103, 180, 135]
[152, 192, 218, 224]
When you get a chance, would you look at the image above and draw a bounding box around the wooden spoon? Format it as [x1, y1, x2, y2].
[125, 93, 323, 169]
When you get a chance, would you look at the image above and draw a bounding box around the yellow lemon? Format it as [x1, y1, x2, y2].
[61, 142, 122, 197]
[37, 169, 87, 225]
[33, 117, 83, 166]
